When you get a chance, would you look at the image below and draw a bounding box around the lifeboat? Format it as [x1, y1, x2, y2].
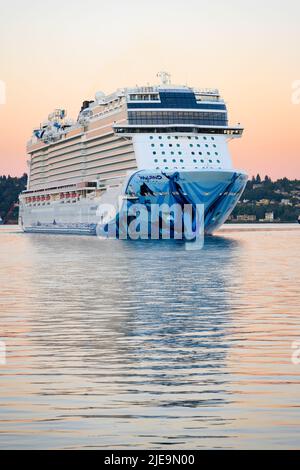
[60, 193, 64, 199]
[46, 195, 51, 201]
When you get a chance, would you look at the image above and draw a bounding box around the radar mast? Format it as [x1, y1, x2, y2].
[157, 71, 171, 86]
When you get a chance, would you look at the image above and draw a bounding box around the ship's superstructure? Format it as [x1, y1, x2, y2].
[19, 73, 247, 237]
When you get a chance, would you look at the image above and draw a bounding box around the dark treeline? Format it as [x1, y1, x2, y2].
[0, 174, 27, 222]
[232, 174, 300, 222]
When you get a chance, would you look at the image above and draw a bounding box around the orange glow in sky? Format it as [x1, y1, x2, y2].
[0, 0, 299, 179]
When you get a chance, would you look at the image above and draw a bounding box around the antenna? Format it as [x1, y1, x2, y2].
[157, 71, 171, 85]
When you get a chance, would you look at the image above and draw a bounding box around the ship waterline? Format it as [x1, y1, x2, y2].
[19, 74, 247, 236]
[1, 225, 300, 449]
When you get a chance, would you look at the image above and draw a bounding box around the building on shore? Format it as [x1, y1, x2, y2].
[236, 214, 257, 222]
[260, 211, 274, 222]
[257, 199, 270, 206]
[281, 199, 292, 206]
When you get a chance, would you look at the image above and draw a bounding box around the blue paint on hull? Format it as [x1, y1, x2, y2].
[22, 170, 247, 237]
[103, 170, 248, 238]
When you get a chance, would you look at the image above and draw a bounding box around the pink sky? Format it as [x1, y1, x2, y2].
[0, 0, 299, 180]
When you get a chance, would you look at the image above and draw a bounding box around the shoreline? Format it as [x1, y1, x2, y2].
[1, 223, 299, 234]
[219, 223, 300, 232]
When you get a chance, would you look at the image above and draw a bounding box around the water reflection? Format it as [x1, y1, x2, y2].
[0, 228, 299, 449]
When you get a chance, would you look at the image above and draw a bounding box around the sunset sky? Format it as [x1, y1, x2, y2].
[0, 0, 299, 179]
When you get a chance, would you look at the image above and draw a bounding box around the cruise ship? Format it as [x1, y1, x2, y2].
[19, 72, 247, 238]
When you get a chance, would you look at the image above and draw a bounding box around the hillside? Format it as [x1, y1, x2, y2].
[230, 175, 300, 223]
[0, 174, 27, 223]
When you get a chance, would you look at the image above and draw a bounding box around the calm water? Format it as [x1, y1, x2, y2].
[0, 225, 299, 449]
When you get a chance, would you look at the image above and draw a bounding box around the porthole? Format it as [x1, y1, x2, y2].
[191, 152, 195, 155]
[209, 159, 212, 163]
[169, 144, 173, 147]
[151, 144, 155, 147]
[211, 137, 215, 140]
[217, 159, 221, 163]
[193, 159, 197, 163]
[215, 152, 218, 156]
[171, 151, 174, 155]
[162, 151, 166, 155]
[178, 151, 182, 155]
[201, 159, 204, 163]
[190, 144, 193, 147]
[207, 152, 211, 155]
[197, 144, 200, 147]
[176, 144, 180, 147]
[150, 136, 154, 140]
[172, 159, 176, 162]
[153, 151, 156, 155]
[180, 159, 184, 163]
[159, 136, 162, 140]
[213, 144, 216, 148]
[160, 144, 164, 147]
[205, 144, 209, 148]
[163, 159, 167, 162]
[203, 136, 207, 140]
[167, 136, 171, 140]
[154, 159, 158, 163]
[199, 152, 202, 155]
